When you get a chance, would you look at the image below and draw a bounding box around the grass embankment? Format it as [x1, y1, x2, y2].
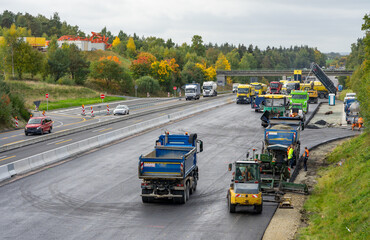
[338, 89, 354, 101]
[299, 133, 370, 239]
[7, 80, 125, 111]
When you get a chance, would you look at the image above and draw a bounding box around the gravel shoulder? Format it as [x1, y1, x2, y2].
[262, 138, 349, 240]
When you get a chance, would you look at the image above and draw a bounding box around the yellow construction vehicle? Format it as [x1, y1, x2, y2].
[251, 82, 268, 95]
[227, 158, 263, 213]
[300, 82, 318, 103]
[236, 84, 256, 104]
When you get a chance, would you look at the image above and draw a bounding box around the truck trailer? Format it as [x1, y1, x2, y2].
[138, 132, 203, 204]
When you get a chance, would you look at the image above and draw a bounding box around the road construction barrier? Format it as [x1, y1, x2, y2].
[81, 105, 86, 116]
[179, 92, 182, 97]
[107, 105, 110, 115]
[168, 92, 170, 97]
[91, 106, 94, 117]
[147, 92, 150, 98]
[0, 165, 11, 182]
[15, 117, 18, 128]
[42, 110, 45, 116]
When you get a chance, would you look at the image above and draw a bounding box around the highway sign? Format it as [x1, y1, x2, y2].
[100, 94, 105, 99]
[173, 86, 177, 90]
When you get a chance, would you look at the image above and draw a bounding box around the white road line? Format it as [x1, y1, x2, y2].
[47, 139, 65, 145]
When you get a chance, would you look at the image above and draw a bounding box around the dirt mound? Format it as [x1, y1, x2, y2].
[314, 120, 327, 125]
[270, 124, 292, 130]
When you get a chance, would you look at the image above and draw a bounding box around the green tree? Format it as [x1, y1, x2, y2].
[48, 48, 70, 81]
[191, 35, 205, 56]
[181, 61, 205, 84]
[226, 49, 240, 69]
[135, 76, 160, 94]
[67, 44, 89, 85]
[90, 59, 124, 89]
[13, 41, 33, 79]
[239, 53, 257, 69]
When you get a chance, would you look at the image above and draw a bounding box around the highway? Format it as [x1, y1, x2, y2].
[0, 98, 179, 147]
[0, 95, 232, 166]
[0, 100, 357, 239]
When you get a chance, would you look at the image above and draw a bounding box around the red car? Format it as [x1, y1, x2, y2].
[25, 116, 53, 136]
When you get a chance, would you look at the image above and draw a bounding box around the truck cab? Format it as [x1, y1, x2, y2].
[236, 84, 255, 104]
[202, 81, 217, 97]
[227, 160, 262, 213]
[290, 90, 309, 113]
[251, 82, 267, 95]
[270, 81, 282, 94]
[185, 84, 201, 100]
[286, 81, 300, 94]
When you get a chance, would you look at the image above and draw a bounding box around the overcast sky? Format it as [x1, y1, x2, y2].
[1, 0, 369, 53]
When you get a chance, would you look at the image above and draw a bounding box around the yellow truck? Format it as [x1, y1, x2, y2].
[313, 81, 329, 99]
[300, 82, 319, 103]
[227, 160, 263, 213]
[236, 84, 255, 104]
[251, 82, 267, 95]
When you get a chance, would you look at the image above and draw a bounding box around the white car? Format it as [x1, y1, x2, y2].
[113, 105, 129, 115]
[344, 93, 356, 104]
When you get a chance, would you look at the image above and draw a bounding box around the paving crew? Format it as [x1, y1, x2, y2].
[303, 147, 309, 171]
[288, 144, 294, 168]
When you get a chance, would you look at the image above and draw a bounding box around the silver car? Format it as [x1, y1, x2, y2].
[113, 105, 129, 115]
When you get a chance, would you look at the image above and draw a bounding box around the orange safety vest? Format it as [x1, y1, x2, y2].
[304, 149, 309, 157]
[358, 117, 363, 124]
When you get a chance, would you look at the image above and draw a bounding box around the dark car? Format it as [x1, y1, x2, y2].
[25, 116, 53, 136]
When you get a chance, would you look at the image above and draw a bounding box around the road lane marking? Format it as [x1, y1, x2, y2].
[3, 140, 25, 146]
[134, 119, 143, 123]
[157, 113, 167, 116]
[0, 156, 7, 159]
[98, 128, 112, 133]
[55, 139, 72, 145]
[92, 128, 105, 133]
[47, 139, 65, 145]
[1, 137, 9, 140]
[55, 118, 87, 128]
[0, 155, 16, 162]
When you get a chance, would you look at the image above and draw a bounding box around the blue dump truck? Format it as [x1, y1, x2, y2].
[251, 95, 265, 112]
[261, 117, 303, 180]
[138, 132, 203, 204]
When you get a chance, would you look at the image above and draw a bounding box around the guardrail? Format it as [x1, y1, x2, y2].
[0, 96, 234, 183]
[0, 94, 233, 154]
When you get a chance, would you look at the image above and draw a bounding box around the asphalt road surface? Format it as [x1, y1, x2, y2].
[0, 95, 232, 166]
[0, 101, 357, 240]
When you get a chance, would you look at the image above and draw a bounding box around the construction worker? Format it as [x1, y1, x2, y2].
[358, 117, 364, 130]
[288, 144, 294, 168]
[303, 147, 309, 171]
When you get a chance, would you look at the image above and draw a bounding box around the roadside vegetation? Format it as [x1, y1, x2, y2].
[299, 134, 369, 239]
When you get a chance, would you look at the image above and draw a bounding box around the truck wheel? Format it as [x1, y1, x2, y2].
[142, 189, 152, 203]
[185, 182, 190, 201]
[325, 93, 329, 99]
[319, 93, 325, 99]
[315, 98, 318, 104]
[49, 127, 52, 133]
[228, 194, 236, 213]
[255, 202, 263, 214]
[190, 177, 197, 194]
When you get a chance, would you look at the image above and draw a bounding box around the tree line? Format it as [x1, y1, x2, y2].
[0, 10, 328, 95]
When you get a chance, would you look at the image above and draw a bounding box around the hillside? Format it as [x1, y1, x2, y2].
[83, 50, 131, 69]
[299, 133, 369, 239]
